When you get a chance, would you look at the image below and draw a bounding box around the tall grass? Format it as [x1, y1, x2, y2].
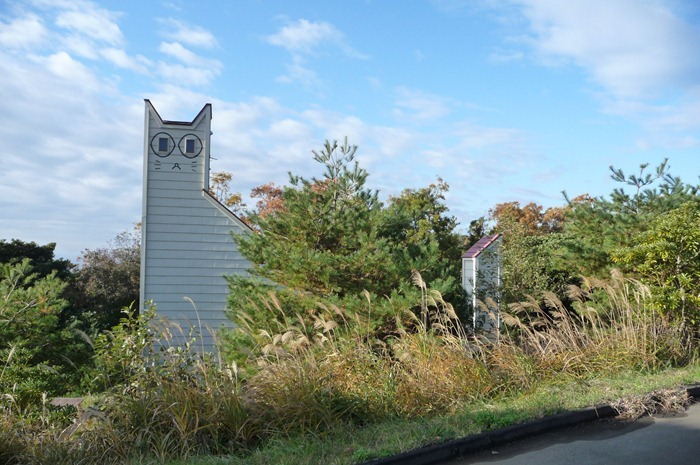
[489, 270, 693, 397]
[1, 306, 258, 464]
[1, 271, 695, 464]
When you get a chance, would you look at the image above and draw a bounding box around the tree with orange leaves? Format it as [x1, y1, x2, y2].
[250, 182, 285, 219]
[488, 201, 566, 236]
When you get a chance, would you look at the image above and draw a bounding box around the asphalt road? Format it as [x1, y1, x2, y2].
[448, 402, 700, 465]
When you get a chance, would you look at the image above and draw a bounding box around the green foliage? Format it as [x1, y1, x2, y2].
[237, 138, 388, 297]
[562, 159, 700, 277]
[222, 275, 422, 377]
[0, 260, 86, 403]
[465, 216, 487, 248]
[81, 304, 256, 462]
[499, 230, 573, 304]
[70, 227, 141, 334]
[613, 200, 700, 327]
[236, 139, 462, 298]
[382, 178, 467, 312]
[0, 232, 142, 397]
[229, 138, 465, 360]
[492, 159, 700, 313]
[87, 305, 155, 391]
[0, 270, 697, 464]
[238, 277, 489, 433]
[1, 305, 256, 465]
[0, 238, 74, 280]
[489, 206, 573, 305]
[499, 271, 692, 387]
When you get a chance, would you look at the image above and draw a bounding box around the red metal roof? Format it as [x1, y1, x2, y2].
[461, 233, 500, 258]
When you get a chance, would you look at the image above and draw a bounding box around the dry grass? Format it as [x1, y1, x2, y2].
[1, 271, 697, 464]
[494, 270, 692, 389]
[611, 387, 691, 420]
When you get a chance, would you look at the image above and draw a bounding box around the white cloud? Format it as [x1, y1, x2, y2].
[157, 62, 220, 87]
[488, 49, 524, 63]
[146, 85, 218, 120]
[55, 5, 124, 46]
[266, 18, 342, 54]
[155, 41, 223, 87]
[159, 18, 218, 48]
[42, 51, 101, 91]
[267, 118, 313, 141]
[392, 87, 453, 122]
[0, 13, 47, 49]
[275, 55, 321, 88]
[300, 108, 367, 145]
[0, 43, 143, 259]
[266, 18, 367, 87]
[160, 41, 197, 64]
[513, 0, 700, 99]
[100, 47, 151, 74]
[372, 127, 419, 159]
[61, 34, 102, 58]
[159, 41, 222, 70]
[15, 0, 143, 73]
[205, 98, 314, 190]
[266, 18, 368, 59]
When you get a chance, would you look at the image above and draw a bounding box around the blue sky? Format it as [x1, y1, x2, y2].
[2, 0, 700, 261]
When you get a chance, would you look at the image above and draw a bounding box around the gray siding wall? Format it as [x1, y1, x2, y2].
[140, 101, 250, 352]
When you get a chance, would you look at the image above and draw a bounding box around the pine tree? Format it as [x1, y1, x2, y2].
[562, 159, 700, 277]
[226, 139, 465, 363]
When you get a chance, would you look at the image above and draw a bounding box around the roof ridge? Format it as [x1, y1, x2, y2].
[461, 233, 501, 258]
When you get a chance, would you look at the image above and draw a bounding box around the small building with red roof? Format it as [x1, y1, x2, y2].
[461, 233, 502, 332]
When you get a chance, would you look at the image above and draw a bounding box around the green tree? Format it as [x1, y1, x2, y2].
[71, 227, 141, 333]
[226, 139, 465, 363]
[0, 260, 85, 402]
[488, 201, 573, 304]
[613, 200, 700, 326]
[562, 159, 699, 277]
[236, 139, 464, 299]
[381, 178, 467, 314]
[237, 138, 391, 297]
[464, 216, 487, 249]
[0, 238, 74, 279]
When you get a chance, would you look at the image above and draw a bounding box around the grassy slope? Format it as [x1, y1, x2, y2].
[168, 364, 700, 465]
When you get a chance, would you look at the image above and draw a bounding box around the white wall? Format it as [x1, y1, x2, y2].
[462, 237, 502, 332]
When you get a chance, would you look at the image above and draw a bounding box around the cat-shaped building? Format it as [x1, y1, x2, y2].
[139, 100, 251, 352]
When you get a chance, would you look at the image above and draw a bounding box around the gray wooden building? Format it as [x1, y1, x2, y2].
[139, 100, 251, 352]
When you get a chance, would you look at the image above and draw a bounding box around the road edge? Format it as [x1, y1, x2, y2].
[363, 384, 700, 465]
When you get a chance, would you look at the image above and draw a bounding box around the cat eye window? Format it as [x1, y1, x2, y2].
[179, 134, 202, 158]
[150, 132, 175, 157]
